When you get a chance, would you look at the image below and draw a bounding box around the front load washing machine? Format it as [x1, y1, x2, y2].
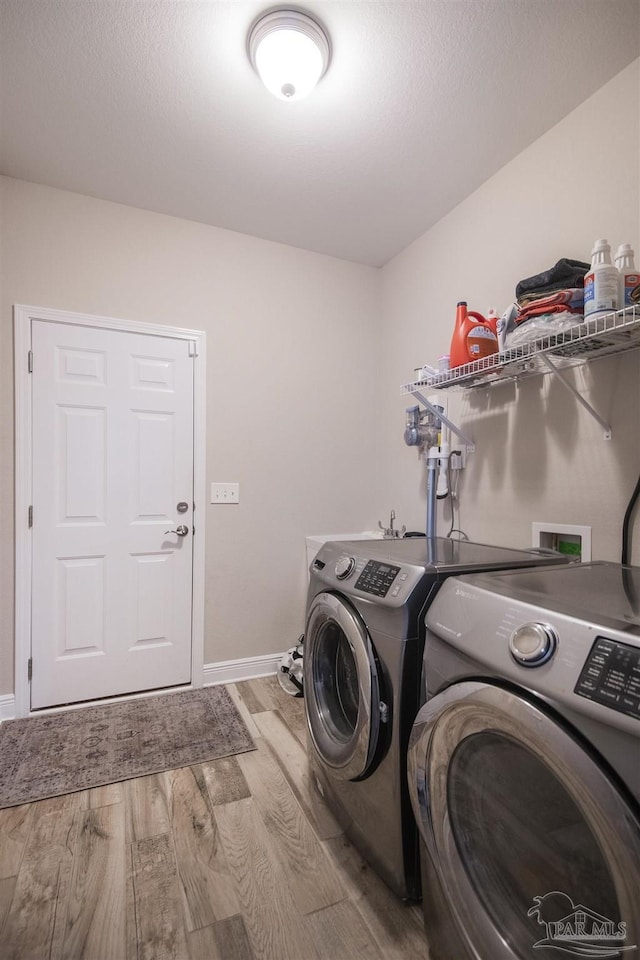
[303, 537, 568, 900]
[408, 561, 640, 960]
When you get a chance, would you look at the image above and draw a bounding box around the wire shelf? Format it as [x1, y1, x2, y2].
[400, 305, 640, 394]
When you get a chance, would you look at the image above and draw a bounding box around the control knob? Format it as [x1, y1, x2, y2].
[335, 556, 356, 580]
[509, 622, 557, 667]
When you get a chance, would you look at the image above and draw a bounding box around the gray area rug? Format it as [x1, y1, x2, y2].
[0, 686, 255, 809]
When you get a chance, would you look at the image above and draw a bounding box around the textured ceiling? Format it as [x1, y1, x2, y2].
[1, 1, 639, 266]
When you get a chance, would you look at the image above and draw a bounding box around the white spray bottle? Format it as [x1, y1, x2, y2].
[615, 243, 639, 311]
[584, 238, 619, 318]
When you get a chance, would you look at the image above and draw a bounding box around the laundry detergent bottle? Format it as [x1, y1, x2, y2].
[449, 301, 499, 368]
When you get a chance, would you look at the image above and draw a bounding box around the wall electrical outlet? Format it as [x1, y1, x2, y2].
[450, 449, 466, 470]
[211, 482, 240, 504]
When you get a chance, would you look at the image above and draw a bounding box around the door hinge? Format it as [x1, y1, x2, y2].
[188, 340, 197, 358]
[28, 658, 33, 682]
[28, 350, 33, 373]
[28, 505, 33, 528]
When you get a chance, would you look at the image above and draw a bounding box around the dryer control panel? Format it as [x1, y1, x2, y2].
[575, 637, 640, 720]
[355, 560, 401, 597]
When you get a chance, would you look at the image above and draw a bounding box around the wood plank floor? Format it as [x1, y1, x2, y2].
[0, 676, 431, 960]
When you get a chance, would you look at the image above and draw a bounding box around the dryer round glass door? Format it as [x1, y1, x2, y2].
[407, 681, 640, 960]
[304, 592, 381, 780]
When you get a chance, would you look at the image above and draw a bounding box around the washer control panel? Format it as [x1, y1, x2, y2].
[355, 560, 401, 597]
[575, 636, 640, 719]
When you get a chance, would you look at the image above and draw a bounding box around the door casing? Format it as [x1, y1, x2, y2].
[14, 305, 207, 717]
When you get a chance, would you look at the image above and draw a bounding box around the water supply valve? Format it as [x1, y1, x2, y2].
[378, 509, 406, 539]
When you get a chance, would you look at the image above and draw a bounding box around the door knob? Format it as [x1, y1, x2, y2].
[165, 524, 189, 537]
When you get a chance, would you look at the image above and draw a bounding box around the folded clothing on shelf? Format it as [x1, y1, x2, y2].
[507, 259, 589, 350]
[515, 258, 589, 300]
[516, 288, 584, 324]
[517, 287, 584, 310]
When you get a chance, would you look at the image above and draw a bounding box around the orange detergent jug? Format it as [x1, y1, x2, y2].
[449, 301, 499, 368]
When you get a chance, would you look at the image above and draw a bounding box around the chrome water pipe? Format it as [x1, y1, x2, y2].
[426, 445, 439, 540]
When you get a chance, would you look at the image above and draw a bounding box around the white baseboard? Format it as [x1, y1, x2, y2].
[0, 694, 16, 722]
[203, 653, 281, 687]
[0, 653, 282, 723]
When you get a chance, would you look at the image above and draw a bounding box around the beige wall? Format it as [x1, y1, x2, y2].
[2, 59, 639, 700]
[0, 179, 380, 694]
[377, 60, 640, 559]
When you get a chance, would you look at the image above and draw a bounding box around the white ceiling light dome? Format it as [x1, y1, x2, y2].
[248, 9, 331, 102]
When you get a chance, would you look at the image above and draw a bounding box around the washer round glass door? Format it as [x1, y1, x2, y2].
[304, 592, 380, 780]
[407, 682, 640, 960]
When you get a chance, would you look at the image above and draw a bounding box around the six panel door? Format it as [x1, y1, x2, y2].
[30, 320, 195, 709]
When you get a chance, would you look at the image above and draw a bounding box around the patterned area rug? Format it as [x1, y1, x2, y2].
[0, 686, 255, 809]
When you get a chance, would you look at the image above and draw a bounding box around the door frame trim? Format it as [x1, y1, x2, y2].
[14, 304, 207, 717]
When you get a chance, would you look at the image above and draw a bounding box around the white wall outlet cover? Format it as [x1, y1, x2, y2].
[211, 482, 240, 504]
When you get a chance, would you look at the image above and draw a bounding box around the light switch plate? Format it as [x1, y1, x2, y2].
[211, 482, 240, 504]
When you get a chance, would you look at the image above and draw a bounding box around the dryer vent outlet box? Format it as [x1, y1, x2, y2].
[532, 523, 591, 562]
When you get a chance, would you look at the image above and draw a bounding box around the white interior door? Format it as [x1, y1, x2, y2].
[30, 320, 195, 709]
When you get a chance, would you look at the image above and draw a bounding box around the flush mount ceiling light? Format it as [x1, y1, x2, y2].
[248, 9, 331, 101]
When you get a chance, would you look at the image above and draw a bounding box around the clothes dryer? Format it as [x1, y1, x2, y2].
[408, 561, 640, 959]
[304, 537, 568, 900]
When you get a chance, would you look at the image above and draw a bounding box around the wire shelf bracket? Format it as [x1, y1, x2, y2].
[540, 354, 612, 439]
